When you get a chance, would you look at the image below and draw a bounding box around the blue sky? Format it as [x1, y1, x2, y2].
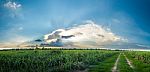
[0, 0, 150, 45]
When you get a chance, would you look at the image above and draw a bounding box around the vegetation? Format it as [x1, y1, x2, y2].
[0, 49, 150, 72]
[118, 53, 134, 72]
[0, 50, 118, 72]
[89, 53, 119, 72]
[125, 51, 150, 72]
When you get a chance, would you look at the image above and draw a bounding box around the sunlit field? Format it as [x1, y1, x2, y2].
[0, 49, 150, 72]
[1, 0, 150, 72]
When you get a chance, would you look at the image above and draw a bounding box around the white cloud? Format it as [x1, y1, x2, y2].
[4, 1, 21, 10]
[44, 20, 126, 47]
[3, 1, 23, 18]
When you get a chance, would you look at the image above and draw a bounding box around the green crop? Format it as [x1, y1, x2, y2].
[0, 50, 118, 72]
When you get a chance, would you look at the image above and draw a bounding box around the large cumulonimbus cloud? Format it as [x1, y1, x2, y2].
[44, 21, 126, 47]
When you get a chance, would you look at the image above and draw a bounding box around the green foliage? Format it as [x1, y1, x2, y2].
[125, 51, 150, 72]
[89, 54, 119, 72]
[118, 53, 134, 72]
[0, 50, 118, 72]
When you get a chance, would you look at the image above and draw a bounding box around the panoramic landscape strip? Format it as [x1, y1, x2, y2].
[0, 0, 150, 72]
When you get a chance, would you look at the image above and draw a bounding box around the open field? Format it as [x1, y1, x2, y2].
[0, 49, 150, 72]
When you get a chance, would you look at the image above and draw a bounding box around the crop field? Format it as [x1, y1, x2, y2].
[0, 49, 150, 72]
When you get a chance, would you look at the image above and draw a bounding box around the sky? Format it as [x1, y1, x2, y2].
[0, 0, 150, 46]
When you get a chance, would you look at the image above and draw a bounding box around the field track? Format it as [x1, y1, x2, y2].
[112, 53, 121, 72]
[123, 53, 134, 69]
[0, 49, 150, 72]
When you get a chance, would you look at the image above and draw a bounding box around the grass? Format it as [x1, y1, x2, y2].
[88, 53, 119, 72]
[0, 49, 150, 72]
[118, 53, 134, 72]
[125, 51, 150, 72]
[0, 49, 118, 72]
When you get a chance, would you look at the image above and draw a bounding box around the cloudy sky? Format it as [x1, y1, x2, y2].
[0, 0, 150, 46]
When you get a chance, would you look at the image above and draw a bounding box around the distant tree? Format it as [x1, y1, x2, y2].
[35, 44, 38, 49]
[42, 45, 44, 50]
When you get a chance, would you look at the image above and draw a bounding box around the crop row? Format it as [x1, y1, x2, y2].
[0, 50, 118, 72]
[125, 51, 150, 72]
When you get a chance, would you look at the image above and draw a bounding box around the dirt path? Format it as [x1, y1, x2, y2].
[111, 53, 121, 72]
[123, 53, 134, 69]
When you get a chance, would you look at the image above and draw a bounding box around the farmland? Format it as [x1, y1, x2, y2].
[0, 49, 150, 72]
